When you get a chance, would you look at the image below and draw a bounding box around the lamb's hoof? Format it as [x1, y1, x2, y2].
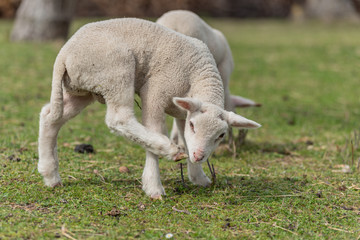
[150, 195, 163, 200]
[173, 152, 188, 162]
[52, 182, 63, 188]
[45, 180, 63, 188]
[43, 173, 62, 187]
[142, 183, 166, 198]
[190, 175, 211, 187]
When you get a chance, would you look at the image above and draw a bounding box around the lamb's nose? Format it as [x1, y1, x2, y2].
[193, 151, 204, 162]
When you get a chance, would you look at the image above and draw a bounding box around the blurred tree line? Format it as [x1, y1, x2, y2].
[2, 0, 360, 19]
[4, 0, 360, 42]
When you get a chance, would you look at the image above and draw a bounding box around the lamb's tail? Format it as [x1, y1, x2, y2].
[49, 57, 66, 121]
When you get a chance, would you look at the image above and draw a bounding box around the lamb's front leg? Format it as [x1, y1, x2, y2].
[142, 151, 164, 198]
[175, 119, 211, 187]
[105, 105, 184, 161]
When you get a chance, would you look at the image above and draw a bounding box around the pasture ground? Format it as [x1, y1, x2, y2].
[0, 18, 359, 239]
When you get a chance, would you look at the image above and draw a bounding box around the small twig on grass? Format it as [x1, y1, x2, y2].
[207, 159, 213, 175]
[180, 163, 185, 187]
[61, 225, 77, 240]
[211, 163, 216, 183]
[207, 159, 216, 185]
[272, 223, 298, 235]
[172, 206, 190, 214]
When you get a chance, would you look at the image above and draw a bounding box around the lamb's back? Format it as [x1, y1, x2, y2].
[59, 18, 214, 86]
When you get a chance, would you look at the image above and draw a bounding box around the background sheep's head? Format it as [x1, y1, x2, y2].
[173, 97, 261, 164]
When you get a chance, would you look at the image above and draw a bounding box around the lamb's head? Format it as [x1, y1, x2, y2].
[173, 97, 261, 164]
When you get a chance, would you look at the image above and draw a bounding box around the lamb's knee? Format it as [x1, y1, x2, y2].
[40, 104, 51, 120]
[40, 104, 54, 129]
[106, 116, 127, 134]
[40, 103, 62, 125]
[105, 107, 134, 131]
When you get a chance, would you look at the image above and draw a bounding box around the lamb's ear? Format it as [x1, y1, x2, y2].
[225, 111, 261, 129]
[173, 97, 202, 112]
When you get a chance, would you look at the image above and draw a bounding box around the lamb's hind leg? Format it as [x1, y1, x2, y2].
[38, 92, 94, 187]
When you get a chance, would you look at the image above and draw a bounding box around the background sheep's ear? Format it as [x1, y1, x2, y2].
[226, 111, 261, 129]
[231, 95, 262, 108]
[173, 97, 202, 112]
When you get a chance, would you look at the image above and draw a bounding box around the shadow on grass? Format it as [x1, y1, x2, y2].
[238, 140, 302, 156]
[60, 173, 306, 204]
[214, 140, 307, 161]
[164, 174, 307, 203]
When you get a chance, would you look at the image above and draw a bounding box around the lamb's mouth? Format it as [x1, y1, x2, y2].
[190, 155, 208, 164]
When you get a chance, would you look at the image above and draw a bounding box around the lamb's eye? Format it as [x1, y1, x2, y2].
[217, 133, 225, 141]
[189, 121, 195, 133]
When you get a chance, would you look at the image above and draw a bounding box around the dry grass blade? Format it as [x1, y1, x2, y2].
[67, 175, 77, 180]
[61, 225, 77, 240]
[326, 225, 354, 233]
[272, 223, 298, 235]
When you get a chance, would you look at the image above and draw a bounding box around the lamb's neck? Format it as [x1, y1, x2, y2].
[190, 75, 224, 108]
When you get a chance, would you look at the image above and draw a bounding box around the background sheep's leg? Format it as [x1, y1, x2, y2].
[170, 118, 185, 148]
[218, 57, 235, 145]
[217, 56, 234, 112]
[140, 109, 169, 197]
[38, 92, 94, 187]
[170, 118, 179, 144]
[175, 119, 211, 187]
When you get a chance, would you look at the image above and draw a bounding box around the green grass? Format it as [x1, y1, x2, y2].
[1, 19, 360, 239]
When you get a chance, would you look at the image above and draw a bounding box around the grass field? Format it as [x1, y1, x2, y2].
[1, 18, 360, 239]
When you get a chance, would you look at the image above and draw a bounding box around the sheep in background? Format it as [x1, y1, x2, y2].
[157, 10, 261, 143]
[38, 18, 260, 198]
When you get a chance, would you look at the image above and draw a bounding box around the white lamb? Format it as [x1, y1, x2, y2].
[38, 18, 261, 198]
[157, 10, 260, 142]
